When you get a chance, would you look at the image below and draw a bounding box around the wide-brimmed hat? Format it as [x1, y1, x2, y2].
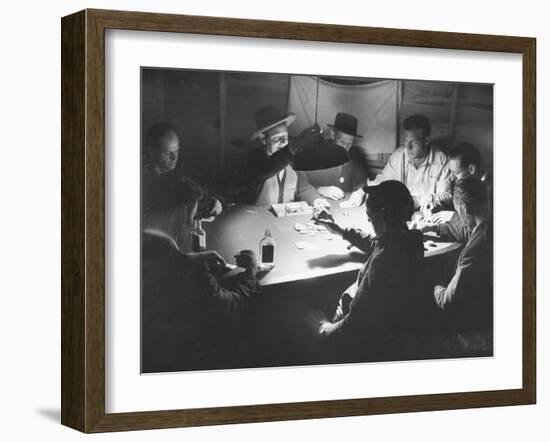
[250, 105, 296, 141]
[327, 112, 363, 138]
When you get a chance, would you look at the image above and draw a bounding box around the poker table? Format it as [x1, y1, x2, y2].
[203, 201, 462, 287]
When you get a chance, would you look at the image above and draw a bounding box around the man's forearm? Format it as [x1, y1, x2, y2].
[215, 273, 260, 324]
[296, 172, 320, 204]
[434, 265, 462, 309]
[437, 218, 470, 243]
[431, 189, 452, 210]
[256, 147, 293, 181]
[342, 228, 375, 254]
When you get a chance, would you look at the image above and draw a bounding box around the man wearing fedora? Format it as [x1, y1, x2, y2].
[303, 112, 368, 201]
[242, 104, 328, 207]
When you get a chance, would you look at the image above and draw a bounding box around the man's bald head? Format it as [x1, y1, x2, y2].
[145, 123, 181, 174]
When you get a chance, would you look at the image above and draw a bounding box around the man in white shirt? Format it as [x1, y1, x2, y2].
[349, 114, 452, 211]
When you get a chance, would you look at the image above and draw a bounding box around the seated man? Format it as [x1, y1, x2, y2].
[143, 122, 181, 178]
[349, 114, 452, 211]
[142, 122, 222, 218]
[141, 174, 260, 372]
[315, 181, 425, 360]
[242, 104, 328, 207]
[448, 141, 492, 211]
[421, 142, 490, 241]
[303, 112, 368, 200]
[432, 178, 493, 349]
[448, 142, 486, 182]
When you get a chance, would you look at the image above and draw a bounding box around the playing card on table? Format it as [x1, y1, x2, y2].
[295, 241, 321, 251]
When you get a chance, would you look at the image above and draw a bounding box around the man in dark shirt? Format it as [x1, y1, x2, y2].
[420, 142, 490, 241]
[303, 112, 368, 201]
[141, 175, 260, 372]
[142, 122, 223, 218]
[432, 178, 493, 347]
[315, 181, 425, 360]
[241, 104, 329, 207]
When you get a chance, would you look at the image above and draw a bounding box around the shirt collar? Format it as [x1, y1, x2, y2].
[407, 146, 433, 168]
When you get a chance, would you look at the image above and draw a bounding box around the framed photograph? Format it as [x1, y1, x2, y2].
[61, 9, 536, 433]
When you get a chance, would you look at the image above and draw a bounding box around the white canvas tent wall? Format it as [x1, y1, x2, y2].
[287, 76, 400, 176]
[287, 75, 493, 178]
[141, 70, 494, 184]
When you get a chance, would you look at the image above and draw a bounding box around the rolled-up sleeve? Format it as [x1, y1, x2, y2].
[371, 150, 402, 184]
[296, 171, 321, 204]
[342, 228, 376, 255]
[437, 215, 470, 243]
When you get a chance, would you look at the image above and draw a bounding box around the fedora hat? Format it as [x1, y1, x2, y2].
[250, 105, 296, 141]
[327, 112, 363, 138]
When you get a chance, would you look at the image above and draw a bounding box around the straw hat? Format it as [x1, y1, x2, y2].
[250, 105, 296, 141]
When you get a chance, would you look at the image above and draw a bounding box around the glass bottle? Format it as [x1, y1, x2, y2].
[259, 229, 275, 264]
[191, 219, 206, 252]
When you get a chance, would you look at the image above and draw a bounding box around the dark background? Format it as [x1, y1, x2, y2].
[141, 68, 494, 188]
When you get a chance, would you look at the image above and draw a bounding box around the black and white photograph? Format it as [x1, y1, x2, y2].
[2, 0, 545, 437]
[140, 68, 494, 374]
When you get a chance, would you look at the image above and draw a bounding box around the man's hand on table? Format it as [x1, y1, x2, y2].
[317, 186, 344, 200]
[314, 218, 344, 237]
[419, 222, 438, 234]
[198, 198, 224, 222]
[188, 251, 228, 275]
[234, 250, 258, 277]
[208, 197, 223, 217]
[411, 209, 455, 232]
[312, 197, 331, 210]
[430, 210, 455, 224]
[347, 187, 365, 207]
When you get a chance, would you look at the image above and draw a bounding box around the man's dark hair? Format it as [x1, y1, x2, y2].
[144, 122, 177, 156]
[403, 114, 431, 137]
[453, 177, 488, 214]
[144, 172, 204, 214]
[364, 180, 415, 223]
[449, 142, 481, 169]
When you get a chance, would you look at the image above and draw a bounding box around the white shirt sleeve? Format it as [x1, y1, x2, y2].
[370, 150, 402, 185]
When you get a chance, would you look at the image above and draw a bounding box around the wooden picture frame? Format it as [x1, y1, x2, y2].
[61, 8, 536, 433]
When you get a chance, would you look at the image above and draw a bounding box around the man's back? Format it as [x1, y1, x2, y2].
[450, 220, 493, 334]
[141, 233, 259, 372]
[353, 229, 425, 334]
[328, 229, 426, 359]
